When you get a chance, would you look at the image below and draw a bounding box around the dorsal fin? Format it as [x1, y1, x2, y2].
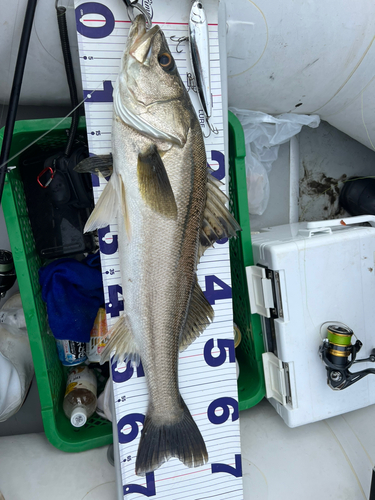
[179, 276, 214, 351]
[198, 172, 241, 259]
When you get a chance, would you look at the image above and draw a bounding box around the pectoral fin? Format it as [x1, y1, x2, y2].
[84, 175, 118, 232]
[179, 276, 214, 351]
[75, 154, 113, 178]
[137, 145, 177, 218]
[84, 173, 130, 234]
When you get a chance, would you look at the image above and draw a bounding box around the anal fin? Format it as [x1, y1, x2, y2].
[100, 315, 139, 365]
[179, 277, 214, 351]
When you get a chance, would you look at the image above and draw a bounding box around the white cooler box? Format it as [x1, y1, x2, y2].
[247, 215, 375, 427]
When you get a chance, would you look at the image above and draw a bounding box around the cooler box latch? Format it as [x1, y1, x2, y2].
[246, 265, 275, 318]
[262, 352, 293, 407]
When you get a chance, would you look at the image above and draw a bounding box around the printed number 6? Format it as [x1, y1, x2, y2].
[117, 413, 144, 444]
[207, 397, 239, 424]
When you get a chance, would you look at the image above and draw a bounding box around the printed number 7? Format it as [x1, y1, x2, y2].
[212, 454, 242, 477]
[123, 472, 156, 497]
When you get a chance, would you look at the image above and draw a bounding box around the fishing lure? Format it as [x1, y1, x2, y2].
[189, 1, 212, 120]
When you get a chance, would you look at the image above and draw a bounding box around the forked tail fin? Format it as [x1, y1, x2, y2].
[135, 399, 208, 476]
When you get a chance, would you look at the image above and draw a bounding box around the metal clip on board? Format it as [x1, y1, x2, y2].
[122, 0, 152, 28]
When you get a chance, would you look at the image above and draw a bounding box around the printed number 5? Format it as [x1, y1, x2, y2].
[204, 338, 235, 367]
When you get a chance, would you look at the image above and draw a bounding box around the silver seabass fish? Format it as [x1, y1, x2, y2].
[77, 15, 240, 476]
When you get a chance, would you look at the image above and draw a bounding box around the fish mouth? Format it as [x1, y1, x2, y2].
[128, 15, 160, 65]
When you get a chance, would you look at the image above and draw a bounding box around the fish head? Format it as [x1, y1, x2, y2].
[115, 15, 191, 147]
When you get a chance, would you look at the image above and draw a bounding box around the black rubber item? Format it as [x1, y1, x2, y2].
[19, 142, 95, 259]
[339, 177, 375, 216]
[56, 6, 80, 157]
[0, 0, 38, 204]
[0, 250, 16, 297]
[107, 444, 115, 467]
[369, 467, 375, 500]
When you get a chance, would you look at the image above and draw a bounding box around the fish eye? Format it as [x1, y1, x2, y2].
[158, 52, 175, 71]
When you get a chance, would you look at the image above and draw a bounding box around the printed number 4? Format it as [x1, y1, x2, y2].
[204, 275, 232, 305]
[105, 284, 124, 317]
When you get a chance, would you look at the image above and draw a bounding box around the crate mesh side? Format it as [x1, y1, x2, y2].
[3, 121, 112, 450]
[228, 176, 255, 362]
[11, 176, 65, 407]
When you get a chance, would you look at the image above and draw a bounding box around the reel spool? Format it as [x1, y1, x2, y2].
[319, 324, 375, 390]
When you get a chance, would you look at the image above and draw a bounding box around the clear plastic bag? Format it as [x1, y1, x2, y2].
[0, 294, 34, 422]
[0, 307, 27, 337]
[229, 108, 320, 215]
[96, 377, 113, 422]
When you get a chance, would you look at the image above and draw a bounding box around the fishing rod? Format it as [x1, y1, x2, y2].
[0, 0, 38, 205]
[0, 0, 37, 298]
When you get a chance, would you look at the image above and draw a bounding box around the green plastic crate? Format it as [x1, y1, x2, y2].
[1, 113, 263, 453]
[1, 117, 112, 452]
[228, 111, 266, 410]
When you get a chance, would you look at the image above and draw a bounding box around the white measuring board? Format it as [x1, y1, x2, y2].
[74, 1, 243, 498]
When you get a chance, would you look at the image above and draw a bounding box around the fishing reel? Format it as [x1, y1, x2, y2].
[319, 324, 375, 390]
[0, 250, 16, 298]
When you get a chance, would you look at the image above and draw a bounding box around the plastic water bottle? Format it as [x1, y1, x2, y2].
[63, 366, 97, 427]
[56, 339, 87, 366]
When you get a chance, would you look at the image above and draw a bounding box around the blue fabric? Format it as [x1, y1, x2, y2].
[39, 253, 104, 342]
